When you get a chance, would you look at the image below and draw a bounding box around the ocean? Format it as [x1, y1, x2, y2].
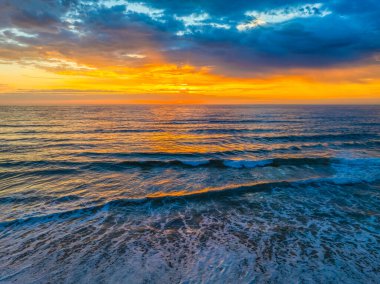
[0, 105, 379, 283]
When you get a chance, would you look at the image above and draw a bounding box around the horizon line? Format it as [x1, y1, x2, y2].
[1, 103, 379, 107]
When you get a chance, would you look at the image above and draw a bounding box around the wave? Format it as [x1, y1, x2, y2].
[338, 140, 380, 148]
[245, 133, 378, 143]
[0, 124, 63, 128]
[1, 176, 376, 229]
[74, 147, 309, 159]
[166, 119, 301, 125]
[70, 157, 380, 171]
[0, 194, 81, 205]
[2, 129, 164, 135]
[0, 157, 332, 173]
[188, 128, 278, 134]
[0, 195, 45, 204]
[1, 157, 379, 174]
[115, 158, 275, 169]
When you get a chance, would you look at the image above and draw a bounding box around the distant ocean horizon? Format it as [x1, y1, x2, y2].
[1, 105, 379, 283]
[2, 103, 380, 106]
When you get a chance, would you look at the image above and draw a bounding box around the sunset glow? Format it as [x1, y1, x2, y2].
[0, 0, 379, 104]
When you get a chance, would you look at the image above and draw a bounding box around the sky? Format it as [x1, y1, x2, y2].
[0, 0, 379, 104]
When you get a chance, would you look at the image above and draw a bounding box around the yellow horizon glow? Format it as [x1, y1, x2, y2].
[1, 59, 380, 105]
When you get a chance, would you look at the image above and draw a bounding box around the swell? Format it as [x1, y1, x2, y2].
[0, 194, 81, 205]
[165, 119, 301, 125]
[243, 133, 378, 143]
[0, 178, 374, 229]
[0, 124, 64, 128]
[188, 128, 278, 134]
[74, 146, 321, 158]
[1, 133, 376, 147]
[1, 129, 164, 135]
[114, 157, 332, 169]
[1, 157, 379, 174]
[0, 157, 333, 173]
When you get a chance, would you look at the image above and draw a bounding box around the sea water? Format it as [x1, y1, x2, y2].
[0, 105, 379, 283]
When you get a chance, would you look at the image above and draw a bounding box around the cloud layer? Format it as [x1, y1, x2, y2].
[1, 0, 379, 71]
[0, 0, 379, 104]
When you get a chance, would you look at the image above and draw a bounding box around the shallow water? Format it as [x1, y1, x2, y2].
[0, 105, 379, 283]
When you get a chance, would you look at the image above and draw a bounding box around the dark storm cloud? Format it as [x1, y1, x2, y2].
[0, 0, 379, 73]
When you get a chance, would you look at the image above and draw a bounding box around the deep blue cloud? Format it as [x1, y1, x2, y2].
[0, 0, 379, 73]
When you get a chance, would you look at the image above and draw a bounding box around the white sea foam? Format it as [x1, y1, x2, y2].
[223, 159, 273, 168]
[332, 157, 380, 183]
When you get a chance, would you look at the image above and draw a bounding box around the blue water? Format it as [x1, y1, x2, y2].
[0, 105, 379, 283]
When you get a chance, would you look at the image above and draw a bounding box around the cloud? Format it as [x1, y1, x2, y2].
[237, 3, 331, 31]
[0, 83, 9, 90]
[0, 0, 379, 77]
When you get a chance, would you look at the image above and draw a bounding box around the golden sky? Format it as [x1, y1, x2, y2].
[1, 61, 379, 104]
[0, 0, 379, 104]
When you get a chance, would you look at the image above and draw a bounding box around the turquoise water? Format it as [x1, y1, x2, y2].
[0, 105, 379, 283]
